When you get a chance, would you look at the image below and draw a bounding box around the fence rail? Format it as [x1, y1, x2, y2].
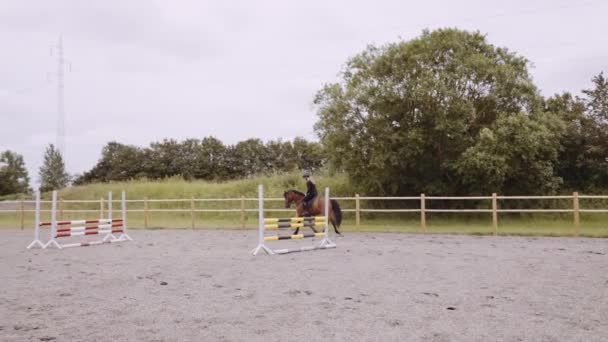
[2, 192, 607, 235]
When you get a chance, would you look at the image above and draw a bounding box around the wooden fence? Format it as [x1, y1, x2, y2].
[1, 192, 607, 236]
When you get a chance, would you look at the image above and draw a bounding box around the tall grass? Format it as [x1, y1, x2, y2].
[54, 172, 352, 200]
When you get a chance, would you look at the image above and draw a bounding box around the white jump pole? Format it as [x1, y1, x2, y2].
[122, 191, 126, 227]
[108, 191, 112, 220]
[251, 184, 274, 255]
[317, 187, 336, 249]
[118, 190, 133, 241]
[44, 191, 62, 249]
[26, 191, 45, 249]
[103, 192, 116, 241]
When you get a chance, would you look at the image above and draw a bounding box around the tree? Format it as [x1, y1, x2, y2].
[265, 139, 296, 173]
[0, 150, 31, 196]
[73, 137, 326, 183]
[314, 28, 558, 195]
[74, 142, 145, 184]
[228, 138, 269, 178]
[582, 72, 608, 125]
[143, 139, 183, 179]
[291, 137, 325, 172]
[545, 93, 589, 190]
[39, 144, 69, 192]
[197, 137, 230, 180]
[456, 112, 564, 195]
[580, 72, 608, 189]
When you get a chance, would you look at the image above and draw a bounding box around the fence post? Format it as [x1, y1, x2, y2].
[492, 193, 498, 236]
[59, 197, 64, 221]
[240, 195, 246, 229]
[191, 197, 195, 229]
[573, 192, 580, 237]
[20, 198, 25, 230]
[100, 197, 104, 218]
[355, 194, 360, 229]
[144, 197, 149, 229]
[420, 193, 426, 233]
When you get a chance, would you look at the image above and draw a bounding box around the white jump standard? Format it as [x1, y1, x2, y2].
[252, 184, 336, 255]
[27, 191, 133, 249]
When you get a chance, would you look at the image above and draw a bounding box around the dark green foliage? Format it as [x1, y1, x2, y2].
[39, 144, 69, 192]
[548, 73, 608, 192]
[0, 150, 31, 196]
[73, 137, 326, 184]
[314, 28, 567, 195]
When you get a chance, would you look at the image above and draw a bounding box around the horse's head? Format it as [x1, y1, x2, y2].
[283, 189, 304, 208]
[283, 190, 293, 208]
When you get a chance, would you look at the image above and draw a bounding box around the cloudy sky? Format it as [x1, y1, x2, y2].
[1, 0, 607, 187]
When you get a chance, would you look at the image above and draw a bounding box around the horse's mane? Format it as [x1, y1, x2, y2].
[286, 189, 305, 197]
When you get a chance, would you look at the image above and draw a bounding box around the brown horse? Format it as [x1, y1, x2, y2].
[283, 189, 343, 236]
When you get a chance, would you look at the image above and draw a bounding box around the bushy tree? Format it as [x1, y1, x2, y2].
[197, 137, 230, 179]
[228, 138, 269, 178]
[456, 112, 564, 195]
[314, 28, 562, 195]
[547, 73, 608, 191]
[74, 142, 145, 184]
[580, 72, 608, 189]
[0, 150, 31, 195]
[39, 144, 69, 192]
[292, 137, 325, 172]
[265, 139, 297, 172]
[545, 93, 588, 190]
[143, 139, 183, 179]
[583, 72, 608, 124]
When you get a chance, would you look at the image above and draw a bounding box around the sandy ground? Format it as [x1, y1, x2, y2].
[1, 229, 607, 342]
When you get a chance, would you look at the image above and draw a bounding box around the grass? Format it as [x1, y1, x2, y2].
[31, 173, 354, 201]
[1, 174, 606, 237]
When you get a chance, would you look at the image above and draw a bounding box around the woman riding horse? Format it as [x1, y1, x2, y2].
[283, 171, 343, 236]
[301, 170, 317, 217]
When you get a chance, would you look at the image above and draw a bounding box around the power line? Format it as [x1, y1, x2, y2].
[50, 34, 71, 167]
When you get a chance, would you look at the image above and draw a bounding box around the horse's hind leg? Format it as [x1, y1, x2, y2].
[332, 220, 343, 236]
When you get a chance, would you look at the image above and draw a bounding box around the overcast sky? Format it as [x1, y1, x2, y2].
[1, 0, 607, 187]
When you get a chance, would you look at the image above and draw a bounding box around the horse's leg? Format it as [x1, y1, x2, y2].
[293, 204, 303, 235]
[307, 200, 320, 233]
[332, 220, 342, 236]
[309, 223, 318, 234]
[330, 213, 343, 236]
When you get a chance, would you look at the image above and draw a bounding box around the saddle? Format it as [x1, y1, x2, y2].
[303, 196, 318, 208]
[302, 196, 318, 217]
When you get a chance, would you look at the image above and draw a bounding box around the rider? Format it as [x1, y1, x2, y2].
[302, 170, 317, 217]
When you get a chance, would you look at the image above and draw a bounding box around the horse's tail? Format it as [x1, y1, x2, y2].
[330, 199, 343, 227]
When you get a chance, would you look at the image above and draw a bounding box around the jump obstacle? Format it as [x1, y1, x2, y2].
[27, 191, 133, 249]
[251, 184, 336, 255]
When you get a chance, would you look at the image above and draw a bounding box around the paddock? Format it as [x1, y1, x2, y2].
[1, 229, 606, 341]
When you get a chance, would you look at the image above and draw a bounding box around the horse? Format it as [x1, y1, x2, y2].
[283, 189, 343, 236]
